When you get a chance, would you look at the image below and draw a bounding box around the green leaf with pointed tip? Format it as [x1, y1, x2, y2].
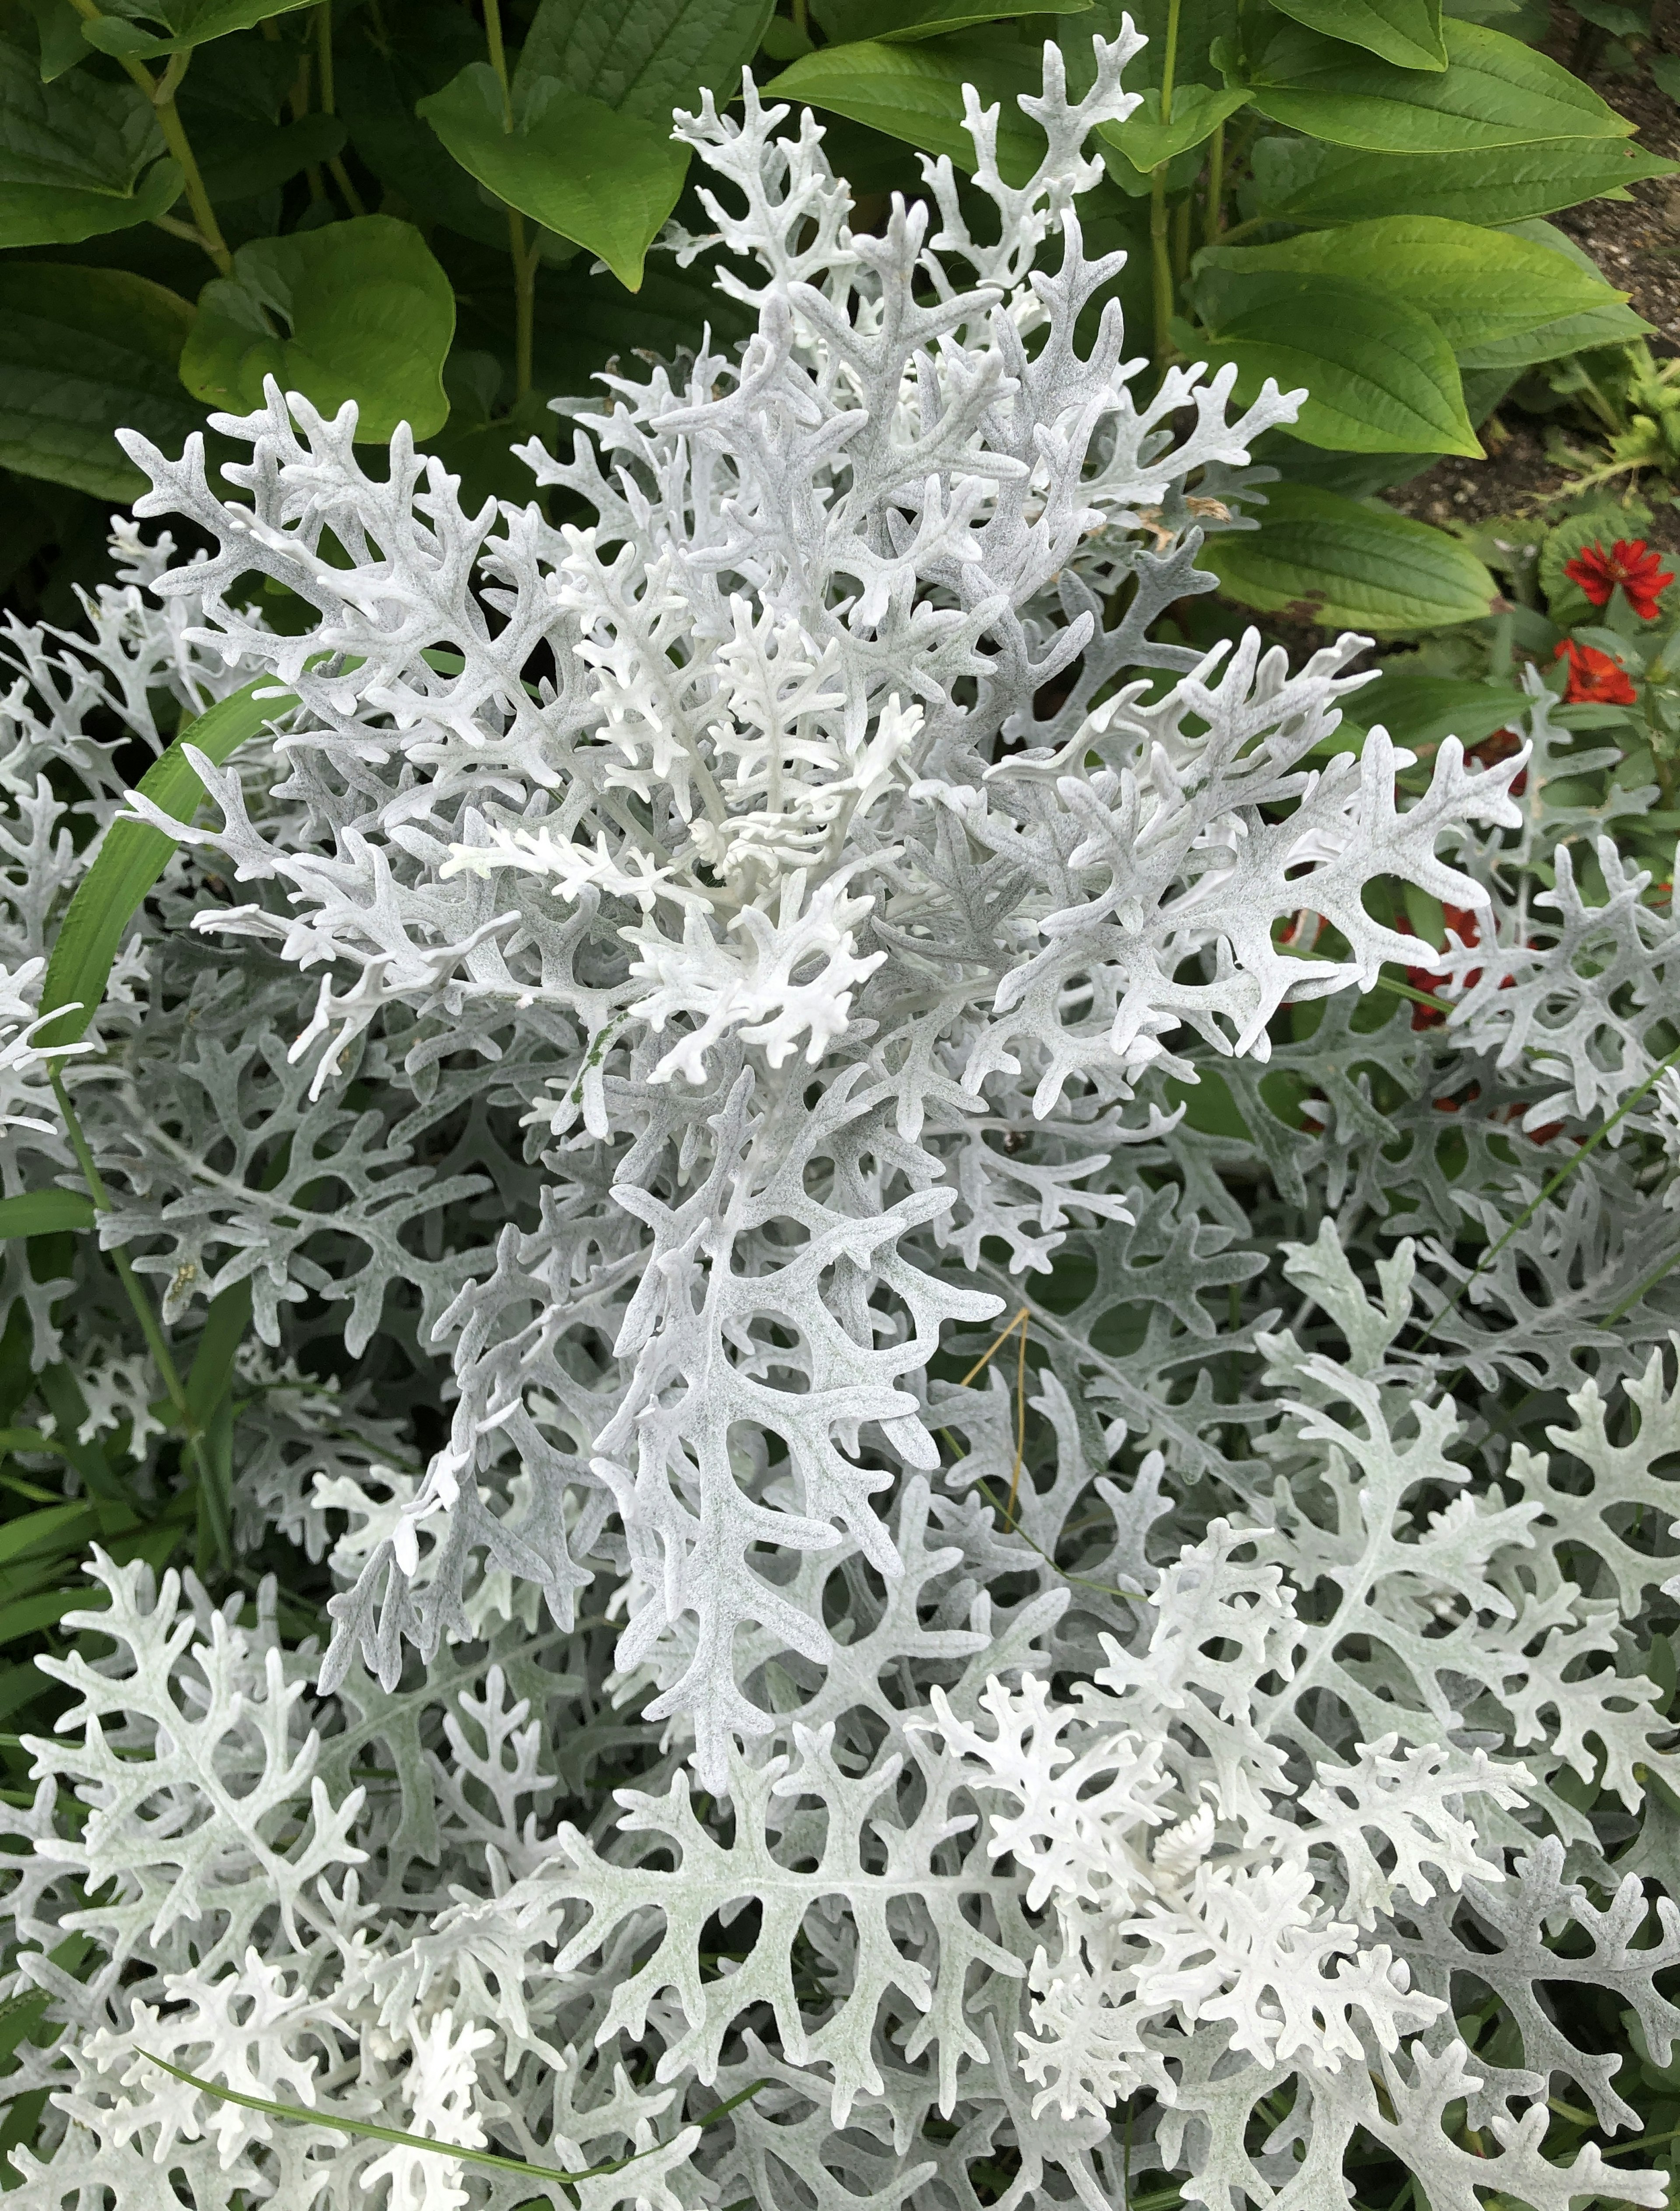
[1098, 80, 1250, 169]
[1249, 131, 1676, 225]
[514, 0, 777, 117]
[38, 677, 295, 1052]
[1197, 277, 1481, 456]
[0, 32, 185, 244]
[816, 0, 1091, 38]
[419, 63, 686, 291]
[336, 14, 509, 249]
[1446, 218, 1648, 367]
[1205, 483, 1500, 631]
[1268, 0, 1446, 67]
[179, 215, 454, 440]
[0, 1192, 94, 1238]
[765, 32, 1046, 185]
[1248, 20, 1632, 149]
[1197, 216, 1628, 357]
[0, 263, 201, 499]
[74, 0, 313, 60]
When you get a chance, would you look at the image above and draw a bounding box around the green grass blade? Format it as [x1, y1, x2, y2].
[36, 679, 296, 1052]
[0, 1193, 94, 1238]
[136, 2051, 766, 2195]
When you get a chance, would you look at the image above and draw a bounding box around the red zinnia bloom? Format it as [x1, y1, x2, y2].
[1562, 536, 1675, 621]
[1554, 638, 1638, 706]
[1468, 724, 1526, 798]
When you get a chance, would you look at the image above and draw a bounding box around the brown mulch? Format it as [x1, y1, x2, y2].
[1385, 0, 1680, 553]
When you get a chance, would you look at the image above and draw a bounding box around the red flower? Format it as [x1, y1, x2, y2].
[1468, 724, 1527, 798]
[1562, 536, 1675, 621]
[1554, 638, 1638, 706]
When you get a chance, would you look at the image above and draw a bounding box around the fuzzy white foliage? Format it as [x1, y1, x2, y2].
[0, 32, 1670, 2211]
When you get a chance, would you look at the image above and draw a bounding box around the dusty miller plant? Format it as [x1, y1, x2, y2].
[0, 30, 1676, 2211]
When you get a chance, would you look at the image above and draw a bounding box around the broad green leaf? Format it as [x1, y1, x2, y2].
[1204, 483, 1500, 631]
[1097, 81, 1250, 170]
[420, 64, 686, 291]
[514, 0, 777, 119]
[1340, 673, 1529, 746]
[0, 33, 182, 245]
[1448, 218, 1648, 366]
[1267, 0, 1446, 69]
[38, 677, 296, 1052]
[817, 0, 1091, 38]
[18, 0, 89, 81]
[179, 215, 454, 439]
[766, 32, 1046, 185]
[1198, 216, 1628, 357]
[1248, 20, 1633, 149]
[192, 111, 347, 205]
[1255, 19, 1635, 151]
[0, 263, 200, 500]
[1250, 131, 1677, 225]
[1652, 52, 1680, 100]
[74, 0, 314, 61]
[0, 1191, 94, 1238]
[1197, 276, 1480, 455]
[336, 14, 510, 250]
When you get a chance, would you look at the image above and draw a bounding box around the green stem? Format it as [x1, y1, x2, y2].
[315, 0, 336, 112]
[483, 0, 536, 396]
[1150, 0, 1184, 373]
[1172, 193, 1191, 284]
[49, 1072, 189, 1420]
[66, 5, 231, 273]
[1150, 171, 1174, 374]
[316, 1, 368, 214]
[1204, 121, 1224, 248]
[483, 0, 515, 129]
[510, 213, 538, 399]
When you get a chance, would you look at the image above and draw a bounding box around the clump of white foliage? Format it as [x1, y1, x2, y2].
[0, 31, 1676, 2211]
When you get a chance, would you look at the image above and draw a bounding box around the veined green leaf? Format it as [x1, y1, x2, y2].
[0, 1192, 94, 1238]
[1267, 0, 1446, 69]
[74, 0, 314, 61]
[1197, 216, 1628, 357]
[1250, 132, 1677, 225]
[38, 678, 295, 1052]
[1098, 81, 1250, 170]
[1448, 216, 1650, 365]
[514, 0, 777, 117]
[1197, 277, 1480, 456]
[0, 32, 182, 245]
[1248, 20, 1634, 149]
[420, 64, 687, 291]
[816, 0, 1091, 38]
[1205, 484, 1501, 631]
[179, 215, 454, 440]
[0, 263, 200, 500]
[765, 33, 1047, 185]
[1339, 673, 1530, 747]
